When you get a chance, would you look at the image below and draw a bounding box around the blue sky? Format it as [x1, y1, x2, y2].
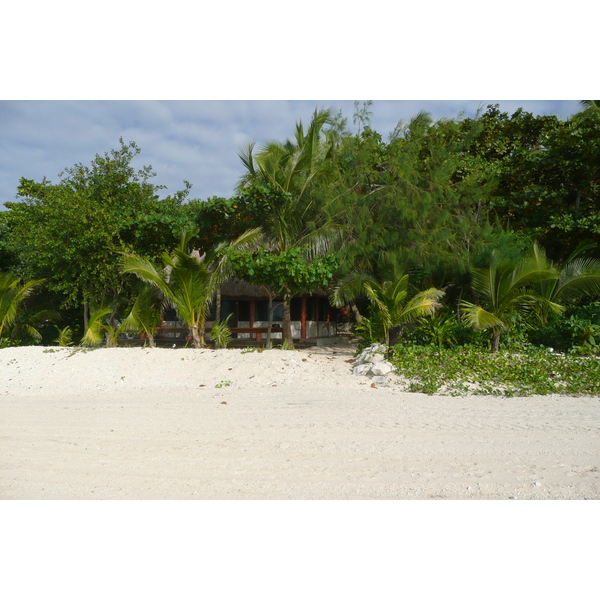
[0, 100, 584, 208]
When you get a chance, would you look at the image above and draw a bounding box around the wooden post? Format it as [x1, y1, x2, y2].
[250, 300, 260, 341]
[301, 295, 307, 340]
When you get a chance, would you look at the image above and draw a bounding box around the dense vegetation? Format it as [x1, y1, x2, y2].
[2, 101, 600, 394]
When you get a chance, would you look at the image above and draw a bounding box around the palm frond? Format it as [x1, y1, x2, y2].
[82, 307, 112, 346]
[122, 254, 173, 300]
[460, 301, 506, 331]
[398, 288, 444, 324]
[553, 257, 600, 303]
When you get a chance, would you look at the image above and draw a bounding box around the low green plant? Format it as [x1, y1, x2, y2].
[82, 307, 129, 347]
[54, 325, 73, 347]
[354, 314, 386, 350]
[416, 312, 458, 350]
[528, 302, 600, 355]
[215, 380, 232, 388]
[210, 314, 233, 349]
[280, 338, 296, 350]
[390, 343, 600, 396]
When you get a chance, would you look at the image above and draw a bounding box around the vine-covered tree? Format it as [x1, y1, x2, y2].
[236, 109, 346, 346]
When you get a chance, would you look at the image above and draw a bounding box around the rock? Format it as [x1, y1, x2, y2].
[371, 375, 389, 385]
[353, 364, 371, 376]
[350, 343, 396, 382]
[370, 362, 395, 376]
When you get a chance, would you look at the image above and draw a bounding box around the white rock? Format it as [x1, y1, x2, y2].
[353, 364, 371, 376]
[371, 362, 395, 376]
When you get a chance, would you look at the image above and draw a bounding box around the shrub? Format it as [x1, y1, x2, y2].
[210, 314, 233, 349]
[390, 344, 600, 396]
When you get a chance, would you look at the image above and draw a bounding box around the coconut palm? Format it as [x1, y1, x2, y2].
[580, 100, 600, 112]
[122, 227, 262, 348]
[81, 306, 126, 347]
[460, 249, 561, 352]
[331, 262, 445, 349]
[237, 108, 345, 345]
[0, 273, 46, 345]
[119, 285, 163, 348]
[530, 241, 600, 323]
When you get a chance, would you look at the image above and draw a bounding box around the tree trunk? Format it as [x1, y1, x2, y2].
[350, 303, 363, 324]
[491, 330, 500, 353]
[266, 293, 275, 349]
[148, 333, 155, 348]
[282, 294, 293, 347]
[215, 287, 222, 323]
[191, 325, 202, 348]
[83, 300, 89, 335]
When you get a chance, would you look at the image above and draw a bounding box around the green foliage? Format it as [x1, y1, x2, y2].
[280, 338, 296, 351]
[82, 307, 128, 347]
[416, 312, 458, 350]
[460, 246, 562, 351]
[528, 302, 600, 355]
[228, 247, 338, 297]
[354, 314, 386, 349]
[332, 259, 444, 348]
[3, 139, 191, 311]
[0, 272, 46, 344]
[54, 325, 73, 347]
[119, 285, 163, 347]
[391, 344, 600, 396]
[123, 228, 261, 348]
[210, 313, 233, 349]
[237, 112, 346, 345]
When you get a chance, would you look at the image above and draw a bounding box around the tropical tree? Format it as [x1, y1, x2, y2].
[460, 249, 562, 352]
[119, 285, 163, 348]
[0, 273, 48, 345]
[331, 259, 445, 349]
[580, 100, 600, 112]
[81, 306, 128, 347]
[236, 108, 346, 346]
[530, 241, 600, 323]
[4, 139, 193, 332]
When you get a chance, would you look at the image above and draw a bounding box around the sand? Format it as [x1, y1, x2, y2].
[1, 340, 599, 499]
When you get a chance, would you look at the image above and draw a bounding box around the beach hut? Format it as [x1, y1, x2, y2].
[158, 277, 343, 345]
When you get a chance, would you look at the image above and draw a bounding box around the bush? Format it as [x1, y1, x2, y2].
[390, 344, 600, 396]
[210, 314, 233, 349]
[528, 302, 600, 355]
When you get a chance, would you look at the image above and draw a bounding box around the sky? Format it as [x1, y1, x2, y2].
[0, 99, 584, 208]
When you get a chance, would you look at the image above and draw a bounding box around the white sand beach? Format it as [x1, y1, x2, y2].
[1, 341, 599, 500]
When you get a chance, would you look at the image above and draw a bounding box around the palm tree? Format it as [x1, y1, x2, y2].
[331, 261, 444, 349]
[119, 285, 163, 348]
[0, 273, 46, 345]
[531, 241, 600, 323]
[460, 249, 561, 352]
[122, 228, 261, 348]
[580, 100, 600, 112]
[81, 306, 127, 347]
[237, 108, 345, 346]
